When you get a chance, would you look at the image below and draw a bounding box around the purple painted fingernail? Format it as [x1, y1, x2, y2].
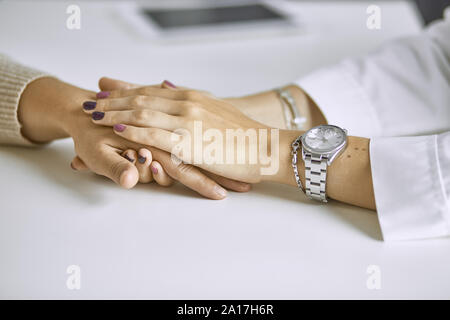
[114, 124, 126, 132]
[151, 165, 158, 175]
[96, 91, 110, 99]
[138, 155, 146, 164]
[83, 101, 96, 110]
[124, 154, 134, 162]
[92, 111, 105, 120]
[163, 80, 176, 88]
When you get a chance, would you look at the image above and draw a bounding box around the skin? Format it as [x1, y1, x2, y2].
[72, 81, 174, 187]
[17, 77, 251, 199]
[89, 80, 376, 210]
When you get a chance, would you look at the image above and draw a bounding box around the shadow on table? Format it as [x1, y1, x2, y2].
[0, 141, 218, 203]
[0, 142, 105, 204]
[0, 143, 384, 239]
[251, 182, 383, 241]
[327, 201, 383, 241]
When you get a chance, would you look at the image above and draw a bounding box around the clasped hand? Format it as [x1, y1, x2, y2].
[73, 78, 274, 199]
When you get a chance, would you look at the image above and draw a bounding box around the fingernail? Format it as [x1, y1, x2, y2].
[138, 155, 146, 164]
[96, 91, 110, 99]
[124, 154, 134, 162]
[214, 185, 227, 198]
[70, 162, 77, 171]
[83, 101, 96, 110]
[151, 165, 158, 175]
[92, 111, 105, 120]
[163, 80, 176, 88]
[114, 124, 126, 132]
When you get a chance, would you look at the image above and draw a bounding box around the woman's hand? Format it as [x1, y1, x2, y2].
[86, 84, 283, 183]
[71, 147, 175, 186]
[70, 79, 176, 186]
[18, 77, 250, 198]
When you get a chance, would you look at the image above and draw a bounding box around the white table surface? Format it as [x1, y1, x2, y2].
[1, 0, 449, 299]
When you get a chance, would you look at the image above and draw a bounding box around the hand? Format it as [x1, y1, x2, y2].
[71, 78, 193, 185]
[18, 77, 250, 199]
[70, 78, 174, 185]
[87, 82, 283, 183]
[71, 147, 174, 186]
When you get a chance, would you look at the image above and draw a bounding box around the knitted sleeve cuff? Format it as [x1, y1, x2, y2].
[0, 54, 50, 146]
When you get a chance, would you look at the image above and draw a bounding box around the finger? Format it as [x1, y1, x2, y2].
[97, 78, 163, 100]
[136, 148, 153, 183]
[113, 125, 182, 156]
[88, 95, 184, 115]
[92, 146, 139, 189]
[150, 161, 174, 187]
[122, 149, 137, 164]
[99, 77, 181, 92]
[161, 80, 213, 97]
[71, 156, 89, 171]
[161, 80, 177, 90]
[123, 149, 156, 184]
[202, 171, 252, 193]
[98, 77, 140, 92]
[107, 86, 191, 100]
[98, 78, 181, 99]
[150, 147, 227, 200]
[91, 110, 183, 132]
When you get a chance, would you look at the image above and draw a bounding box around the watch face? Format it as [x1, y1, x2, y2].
[303, 125, 346, 153]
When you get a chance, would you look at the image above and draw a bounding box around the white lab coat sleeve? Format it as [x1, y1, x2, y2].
[294, 14, 450, 240]
[295, 14, 450, 139]
[370, 132, 450, 241]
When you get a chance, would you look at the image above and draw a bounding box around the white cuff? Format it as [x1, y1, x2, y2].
[295, 62, 382, 138]
[370, 135, 450, 241]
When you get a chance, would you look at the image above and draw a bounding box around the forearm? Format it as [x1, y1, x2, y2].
[228, 85, 375, 209]
[18, 77, 94, 143]
[227, 85, 327, 130]
[266, 130, 376, 210]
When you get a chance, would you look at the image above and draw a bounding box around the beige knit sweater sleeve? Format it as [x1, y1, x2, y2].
[0, 54, 49, 146]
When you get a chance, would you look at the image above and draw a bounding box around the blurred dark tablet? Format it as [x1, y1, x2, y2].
[142, 4, 287, 30]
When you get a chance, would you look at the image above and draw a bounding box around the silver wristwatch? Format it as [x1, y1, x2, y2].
[299, 125, 348, 202]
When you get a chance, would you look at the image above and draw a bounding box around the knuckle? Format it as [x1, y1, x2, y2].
[145, 128, 157, 142]
[186, 103, 202, 117]
[130, 95, 144, 107]
[183, 90, 201, 101]
[133, 109, 148, 122]
[138, 87, 152, 96]
[180, 101, 195, 110]
[109, 159, 125, 180]
[176, 162, 194, 177]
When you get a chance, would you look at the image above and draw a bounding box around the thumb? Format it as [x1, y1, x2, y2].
[98, 77, 140, 91]
[96, 147, 139, 189]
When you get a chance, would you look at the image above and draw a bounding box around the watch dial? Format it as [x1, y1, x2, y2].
[304, 126, 345, 152]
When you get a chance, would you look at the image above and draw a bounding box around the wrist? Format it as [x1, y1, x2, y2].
[282, 85, 327, 129]
[225, 91, 286, 129]
[261, 129, 305, 186]
[18, 77, 94, 142]
[226, 85, 326, 131]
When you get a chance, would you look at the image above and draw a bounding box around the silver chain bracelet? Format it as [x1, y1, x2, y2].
[276, 88, 306, 130]
[291, 135, 305, 192]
